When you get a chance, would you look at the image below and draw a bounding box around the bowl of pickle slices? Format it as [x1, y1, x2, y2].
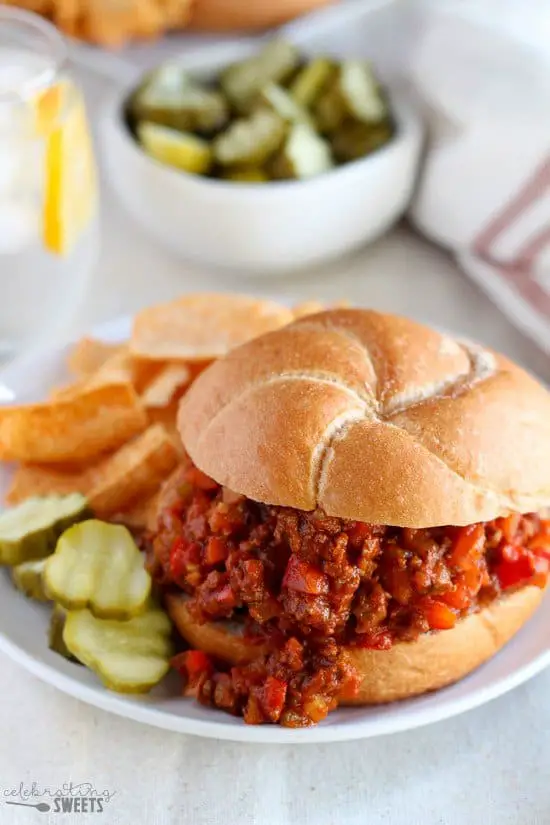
[101, 39, 423, 273]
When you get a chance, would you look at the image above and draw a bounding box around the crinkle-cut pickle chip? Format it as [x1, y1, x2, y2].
[221, 167, 269, 183]
[12, 558, 49, 601]
[220, 39, 299, 110]
[49, 605, 79, 662]
[213, 109, 285, 167]
[270, 123, 333, 180]
[0, 493, 90, 566]
[44, 520, 151, 620]
[331, 120, 393, 163]
[259, 83, 311, 126]
[138, 122, 212, 175]
[63, 606, 173, 693]
[132, 64, 228, 133]
[289, 58, 336, 109]
[338, 60, 388, 124]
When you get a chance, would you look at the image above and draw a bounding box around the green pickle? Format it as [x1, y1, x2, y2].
[221, 40, 299, 111]
[12, 558, 49, 601]
[314, 81, 347, 134]
[0, 494, 90, 566]
[222, 168, 269, 183]
[270, 123, 333, 180]
[331, 120, 393, 163]
[129, 40, 394, 182]
[131, 63, 228, 133]
[338, 60, 388, 124]
[259, 83, 311, 125]
[49, 605, 80, 662]
[289, 58, 336, 109]
[44, 520, 152, 620]
[213, 109, 286, 167]
[138, 122, 213, 174]
[63, 606, 173, 693]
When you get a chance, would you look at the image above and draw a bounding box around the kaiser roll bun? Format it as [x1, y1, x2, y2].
[178, 309, 550, 528]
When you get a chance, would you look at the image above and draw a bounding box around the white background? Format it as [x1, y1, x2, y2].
[1, 3, 550, 823]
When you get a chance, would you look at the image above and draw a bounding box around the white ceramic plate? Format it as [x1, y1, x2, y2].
[1, 315, 549, 744]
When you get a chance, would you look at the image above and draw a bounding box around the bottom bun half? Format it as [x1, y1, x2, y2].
[165, 587, 544, 704]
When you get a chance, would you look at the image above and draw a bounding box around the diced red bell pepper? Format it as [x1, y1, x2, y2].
[171, 650, 213, 682]
[282, 555, 330, 595]
[447, 524, 485, 569]
[421, 598, 457, 630]
[529, 535, 550, 561]
[260, 676, 288, 722]
[501, 543, 520, 563]
[494, 555, 536, 590]
[203, 536, 229, 566]
[440, 581, 471, 610]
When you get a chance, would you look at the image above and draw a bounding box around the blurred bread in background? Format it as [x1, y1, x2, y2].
[3, 0, 335, 47]
[187, 0, 334, 32]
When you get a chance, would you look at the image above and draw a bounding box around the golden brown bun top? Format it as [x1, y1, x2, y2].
[178, 309, 550, 527]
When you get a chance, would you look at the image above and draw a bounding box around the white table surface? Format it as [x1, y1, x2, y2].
[1, 40, 550, 825]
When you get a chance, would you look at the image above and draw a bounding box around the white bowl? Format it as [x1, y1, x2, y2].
[100, 42, 423, 274]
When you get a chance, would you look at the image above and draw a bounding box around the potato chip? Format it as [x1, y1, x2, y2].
[130, 293, 293, 361]
[87, 348, 134, 389]
[111, 491, 160, 532]
[67, 338, 122, 378]
[87, 424, 179, 517]
[147, 401, 183, 451]
[140, 363, 191, 408]
[6, 463, 89, 506]
[0, 384, 147, 464]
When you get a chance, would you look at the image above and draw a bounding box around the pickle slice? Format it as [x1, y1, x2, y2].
[49, 605, 79, 662]
[314, 81, 347, 134]
[331, 120, 393, 163]
[0, 493, 90, 566]
[259, 83, 311, 125]
[289, 58, 336, 109]
[12, 558, 49, 601]
[131, 64, 228, 134]
[213, 109, 285, 167]
[270, 123, 333, 180]
[338, 60, 388, 124]
[44, 520, 151, 620]
[63, 606, 173, 693]
[138, 122, 212, 175]
[221, 40, 299, 111]
[222, 168, 269, 183]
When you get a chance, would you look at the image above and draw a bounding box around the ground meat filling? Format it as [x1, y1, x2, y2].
[148, 465, 550, 727]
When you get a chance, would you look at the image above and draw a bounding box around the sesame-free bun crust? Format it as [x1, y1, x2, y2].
[178, 310, 550, 527]
[165, 586, 545, 704]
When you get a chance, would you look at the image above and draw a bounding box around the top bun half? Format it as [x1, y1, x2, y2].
[178, 310, 550, 527]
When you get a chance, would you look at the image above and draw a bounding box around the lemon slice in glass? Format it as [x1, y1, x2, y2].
[38, 82, 98, 257]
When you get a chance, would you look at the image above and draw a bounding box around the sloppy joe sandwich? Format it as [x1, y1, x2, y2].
[147, 309, 550, 727]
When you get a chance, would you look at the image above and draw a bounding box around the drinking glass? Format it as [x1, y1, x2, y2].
[0, 6, 99, 363]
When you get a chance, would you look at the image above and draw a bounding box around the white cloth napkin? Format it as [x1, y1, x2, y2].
[409, 0, 550, 352]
